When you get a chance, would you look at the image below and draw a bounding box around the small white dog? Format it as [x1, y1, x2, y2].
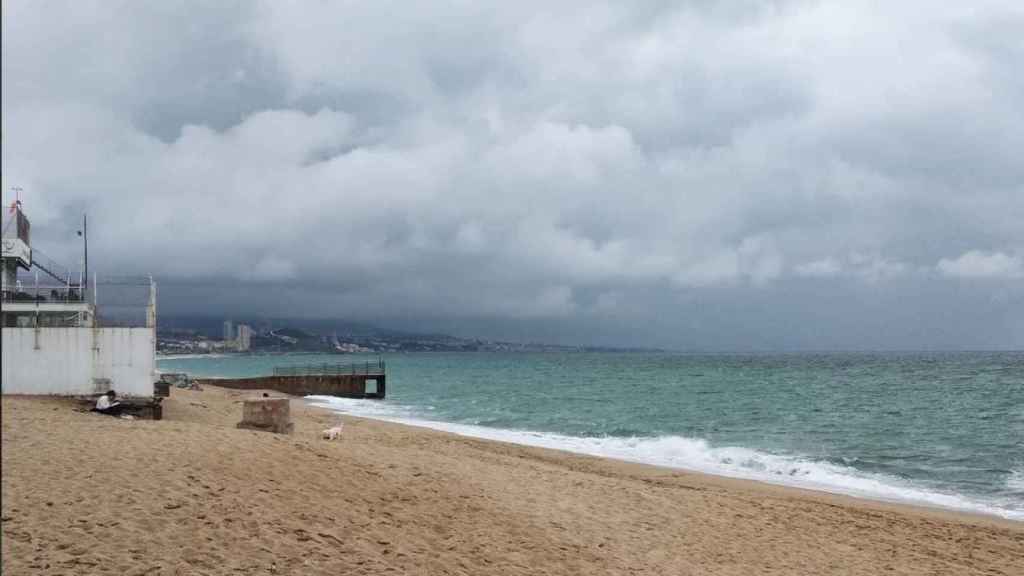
[321, 424, 344, 440]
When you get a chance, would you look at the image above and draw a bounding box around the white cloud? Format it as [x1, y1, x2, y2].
[794, 258, 843, 278]
[2, 0, 1023, 347]
[937, 251, 1024, 279]
[849, 254, 909, 283]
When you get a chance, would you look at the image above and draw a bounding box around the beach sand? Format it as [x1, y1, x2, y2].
[3, 387, 1022, 575]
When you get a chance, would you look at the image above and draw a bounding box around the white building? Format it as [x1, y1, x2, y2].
[1, 203, 156, 398]
[236, 324, 252, 351]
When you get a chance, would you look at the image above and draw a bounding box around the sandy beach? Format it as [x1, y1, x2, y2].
[2, 387, 1022, 575]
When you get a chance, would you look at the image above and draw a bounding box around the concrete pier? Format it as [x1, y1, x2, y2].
[198, 373, 385, 399]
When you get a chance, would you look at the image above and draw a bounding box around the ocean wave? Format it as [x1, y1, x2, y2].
[1008, 469, 1024, 492]
[308, 396, 1024, 521]
[157, 353, 228, 360]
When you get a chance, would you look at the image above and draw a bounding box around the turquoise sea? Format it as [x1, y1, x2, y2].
[158, 351, 1024, 520]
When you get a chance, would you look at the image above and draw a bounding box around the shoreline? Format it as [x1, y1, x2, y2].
[307, 397, 1023, 523]
[162, 352, 1024, 524]
[4, 387, 1022, 574]
[340, 412, 1022, 529]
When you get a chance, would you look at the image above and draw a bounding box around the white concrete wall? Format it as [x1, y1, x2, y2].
[1, 327, 155, 397]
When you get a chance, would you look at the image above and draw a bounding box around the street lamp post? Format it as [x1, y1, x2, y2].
[77, 214, 88, 301]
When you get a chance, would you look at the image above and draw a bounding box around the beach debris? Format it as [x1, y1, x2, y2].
[159, 372, 191, 388]
[321, 424, 344, 440]
[157, 372, 203, 391]
[236, 398, 294, 434]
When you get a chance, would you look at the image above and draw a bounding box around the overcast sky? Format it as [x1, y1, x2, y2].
[3, 1, 1022, 349]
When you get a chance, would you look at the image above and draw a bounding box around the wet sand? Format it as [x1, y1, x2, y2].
[3, 387, 1022, 575]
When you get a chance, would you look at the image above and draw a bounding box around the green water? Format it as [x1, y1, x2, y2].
[159, 351, 1024, 519]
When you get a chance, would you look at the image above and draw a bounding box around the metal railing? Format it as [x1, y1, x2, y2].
[28, 246, 75, 285]
[3, 274, 156, 328]
[93, 276, 156, 328]
[273, 358, 386, 377]
[1, 284, 86, 303]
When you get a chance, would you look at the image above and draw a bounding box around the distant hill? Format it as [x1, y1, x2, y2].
[273, 327, 315, 339]
[157, 315, 662, 354]
[158, 315, 402, 340]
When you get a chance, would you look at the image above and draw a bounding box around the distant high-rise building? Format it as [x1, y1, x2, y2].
[223, 320, 234, 342]
[236, 324, 252, 352]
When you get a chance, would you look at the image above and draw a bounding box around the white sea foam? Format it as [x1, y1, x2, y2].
[157, 353, 228, 360]
[1008, 469, 1024, 492]
[307, 396, 1024, 521]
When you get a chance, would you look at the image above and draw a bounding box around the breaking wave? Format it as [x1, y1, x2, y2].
[307, 396, 1023, 521]
[1008, 469, 1024, 492]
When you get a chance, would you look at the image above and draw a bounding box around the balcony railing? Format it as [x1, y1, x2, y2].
[1, 285, 86, 303]
[273, 359, 386, 377]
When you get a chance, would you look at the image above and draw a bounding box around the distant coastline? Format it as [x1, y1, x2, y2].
[157, 316, 662, 356]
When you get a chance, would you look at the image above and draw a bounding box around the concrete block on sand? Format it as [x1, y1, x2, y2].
[236, 398, 294, 434]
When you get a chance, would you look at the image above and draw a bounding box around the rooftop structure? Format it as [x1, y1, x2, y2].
[2, 198, 158, 401]
[1, 200, 31, 273]
[2, 202, 92, 327]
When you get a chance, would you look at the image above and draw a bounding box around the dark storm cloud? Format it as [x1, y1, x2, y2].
[3, 0, 1022, 349]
